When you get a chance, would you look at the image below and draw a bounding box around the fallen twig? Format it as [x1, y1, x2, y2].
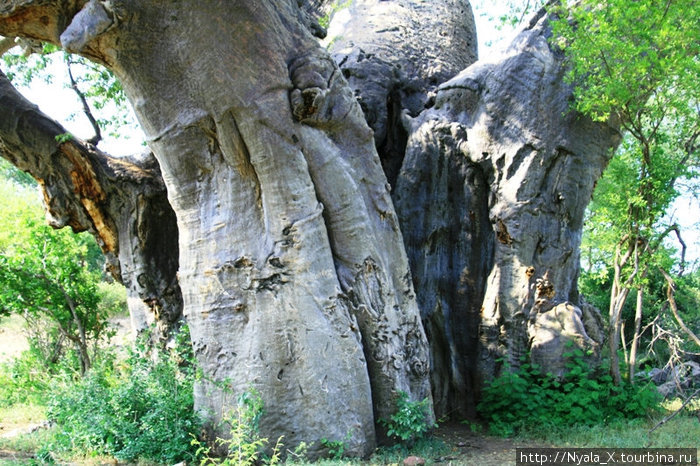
[648, 388, 700, 436]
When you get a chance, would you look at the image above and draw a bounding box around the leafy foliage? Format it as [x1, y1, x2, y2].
[1, 42, 60, 85]
[551, 0, 699, 126]
[96, 281, 129, 318]
[319, 431, 353, 460]
[0, 348, 53, 407]
[0, 158, 35, 187]
[2, 42, 140, 145]
[475, 0, 546, 28]
[0, 175, 108, 374]
[552, 0, 700, 262]
[551, 0, 700, 382]
[477, 350, 661, 437]
[318, 0, 352, 29]
[44, 325, 202, 464]
[64, 55, 136, 140]
[319, 437, 347, 460]
[379, 391, 436, 445]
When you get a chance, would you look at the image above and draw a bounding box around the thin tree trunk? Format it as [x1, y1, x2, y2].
[621, 321, 629, 367]
[628, 286, 644, 382]
[609, 286, 629, 386]
[608, 238, 640, 385]
[62, 287, 91, 374]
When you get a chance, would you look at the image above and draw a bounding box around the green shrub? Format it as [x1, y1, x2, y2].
[320, 432, 352, 460]
[0, 350, 52, 407]
[193, 389, 283, 466]
[379, 391, 436, 445]
[477, 349, 661, 436]
[44, 325, 202, 464]
[96, 281, 128, 317]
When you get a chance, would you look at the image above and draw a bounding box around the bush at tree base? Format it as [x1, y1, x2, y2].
[477, 349, 661, 437]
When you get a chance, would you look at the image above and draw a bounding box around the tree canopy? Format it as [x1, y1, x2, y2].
[551, 0, 700, 383]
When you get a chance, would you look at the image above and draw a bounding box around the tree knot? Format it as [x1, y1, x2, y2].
[496, 219, 513, 245]
[288, 53, 354, 127]
[535, 271, 555, 301]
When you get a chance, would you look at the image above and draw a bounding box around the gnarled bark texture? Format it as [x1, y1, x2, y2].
[393, 8, 620, 418]
[316, 0, 484, 420]
[0, 69, 181, 339]
[1, 0, 623, 453]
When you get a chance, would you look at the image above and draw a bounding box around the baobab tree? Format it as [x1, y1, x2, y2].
[0, 0, 619, 456]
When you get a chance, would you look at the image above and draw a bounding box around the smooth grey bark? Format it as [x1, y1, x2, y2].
[393, 8, 621, 417]
[0, 69, 182, 339]
[0, 0, 433, 455]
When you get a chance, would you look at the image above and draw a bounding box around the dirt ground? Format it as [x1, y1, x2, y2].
[427, 423, 539, 465]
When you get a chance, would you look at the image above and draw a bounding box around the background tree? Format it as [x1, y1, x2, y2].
[0, 164, 107, 374]
[551, 0, 700, 384]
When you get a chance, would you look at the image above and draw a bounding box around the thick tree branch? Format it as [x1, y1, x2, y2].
[0, 67, 183, 339]
[0, 35, 16, 55]
[0, 1, 86, 45]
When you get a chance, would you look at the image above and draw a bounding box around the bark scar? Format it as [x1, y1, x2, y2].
[496, 218, 513, 245]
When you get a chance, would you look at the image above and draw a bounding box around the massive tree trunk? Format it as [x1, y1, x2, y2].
[1, 0, 623, 455]
[322, 0, 478, 187]
[318, 0, 484, 420]
[0, 69, 182, 339]
[2, 0, 432, 455]
[321, 2, 621, 418]
[393, 8, 621, 417]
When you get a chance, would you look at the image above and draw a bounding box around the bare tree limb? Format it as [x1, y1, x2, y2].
[672, 226, 687, 276]
[65, 57, 102, 146]
[659, 268, 700, 347]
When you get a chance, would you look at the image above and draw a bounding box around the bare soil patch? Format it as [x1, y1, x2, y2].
[428, 423, 546, 465]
